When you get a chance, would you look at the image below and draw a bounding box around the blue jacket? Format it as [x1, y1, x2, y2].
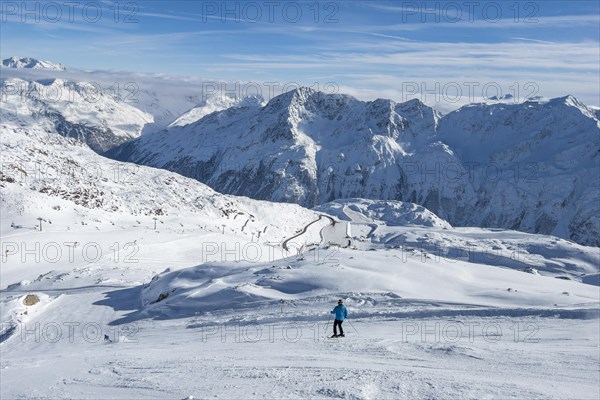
[331, 305, 348, 321]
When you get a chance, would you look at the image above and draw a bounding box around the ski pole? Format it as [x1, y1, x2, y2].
[346, 319, 360, 335]
[324, 313, 332, 335]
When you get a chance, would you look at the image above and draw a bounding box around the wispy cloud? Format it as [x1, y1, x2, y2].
[375, 14, 600, 31]
[135, 11, 202, 22]
[366, 2, 474, 19]
[511, 37, 556, 44]
[219, 41, 600, 72]
[360, 32, 417, 42]
[1, 1, 598, 109]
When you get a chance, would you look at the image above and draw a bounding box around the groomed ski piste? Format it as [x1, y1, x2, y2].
[1, 125, 600, 399]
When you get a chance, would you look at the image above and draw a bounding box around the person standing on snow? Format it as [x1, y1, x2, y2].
[330, 299, 348, 337]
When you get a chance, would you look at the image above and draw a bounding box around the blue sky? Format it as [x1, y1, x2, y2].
[1, 1, 599, 106]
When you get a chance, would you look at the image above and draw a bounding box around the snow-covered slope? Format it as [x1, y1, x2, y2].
[314, 198, 599, 283]
[107, 88, 600, 246]
[436, 95, 600, 246]
[0, 78, 153, 153]
[2, 56, 66, 71]
[138, 245, 598, 322]
[2, 126, 599, 398]
[0, 120, 321, 253]
[589, 105, 600, 121]
[2, 198, 598, 398]
[315, 198, 452, 228]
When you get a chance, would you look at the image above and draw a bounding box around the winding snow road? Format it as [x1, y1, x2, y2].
[282, 215, 335, 252]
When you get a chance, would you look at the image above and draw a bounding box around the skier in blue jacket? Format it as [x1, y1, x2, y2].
[331, 299, 348, 337]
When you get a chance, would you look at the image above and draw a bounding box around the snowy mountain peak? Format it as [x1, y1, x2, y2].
[291, 86, 318, 98]
[400, 97, 429, 108]
[536, 95, 599, 120]
[488, 94, 514, 101]
[370, 97, 396, 108]
[267, 86, 359, 114]
[2, 56, 66, 71]
[550, 94, 587, 109]
[480, 94, 594, 116]
[168, 95, 264, 128]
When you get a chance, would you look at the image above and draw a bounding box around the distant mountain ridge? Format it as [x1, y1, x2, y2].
[2, 56, 66, 70]
[106, 88, 600, 246]
[1, 78, 152, 153]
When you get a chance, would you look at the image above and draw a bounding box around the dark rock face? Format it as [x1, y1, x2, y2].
[42, 111, 125, 154]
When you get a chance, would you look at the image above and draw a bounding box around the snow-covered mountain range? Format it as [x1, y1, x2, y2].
[2, 58, 599, 400]
[2, 58, 599, 246]
[1, 78, 153, 153]
[1, 57, 220, 135]
[106, 88, 600, 246]
[2, 56, 66, 71]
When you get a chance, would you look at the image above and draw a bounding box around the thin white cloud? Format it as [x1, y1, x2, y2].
[366, 2, 473, 19]
[375, 14, 600, 31]
[511, 37, 556, 44]
[361, 32, 417, 42]
[135, 11, 203, 22]
[220, 41, 600, 72]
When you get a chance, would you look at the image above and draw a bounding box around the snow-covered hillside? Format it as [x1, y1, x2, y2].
[2, 119, 599, 398]
[0, 116, 322, 259]
[107, 88, 600, 246]
[2, 192, 599, 398]
[315, 198, 452, 228]
[315, 199, 599, 283]
[436, 95, 600, 246]
[2, 56, 66, 71]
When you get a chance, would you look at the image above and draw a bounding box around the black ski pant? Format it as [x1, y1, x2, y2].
[333, 319, 344, 336]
